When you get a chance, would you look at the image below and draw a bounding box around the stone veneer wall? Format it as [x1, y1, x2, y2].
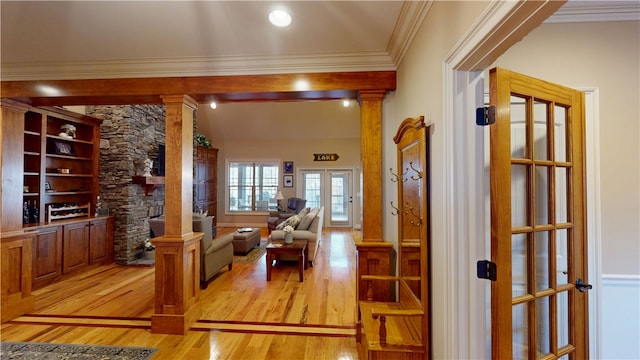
[86, 105, 166, 264]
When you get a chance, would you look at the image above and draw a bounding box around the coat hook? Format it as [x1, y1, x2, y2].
[407, 204, 423, 227]
[389, 167, 408, 182]
[409, 161, 423, 180]
[390, 201, 401, 216]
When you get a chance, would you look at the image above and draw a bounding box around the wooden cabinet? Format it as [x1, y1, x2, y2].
[22, 106, 101, 225]
[194, 146, 218, 234]
[31, 217, 114, 289]
[32, 225, 63, 287]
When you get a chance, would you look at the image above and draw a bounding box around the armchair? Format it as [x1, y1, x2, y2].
[149, 214, 233, 289]
[285, 197, 307, 213]
[193, 214, 233, 289]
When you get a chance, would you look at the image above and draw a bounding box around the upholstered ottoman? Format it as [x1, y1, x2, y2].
[232, 228, 261, 254]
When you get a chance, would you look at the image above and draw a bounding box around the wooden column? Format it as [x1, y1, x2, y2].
[358, 90, 386, 242]
[0, 99, 35, 323]
[151, 95, 202, 335]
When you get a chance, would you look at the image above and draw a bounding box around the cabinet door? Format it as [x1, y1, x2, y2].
[89, 219, 111, 264]
[33, 226, 63, 285]
[63, 222, 89, 274]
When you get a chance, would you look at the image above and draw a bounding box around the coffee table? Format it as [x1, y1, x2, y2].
[266, 239, 308, 282]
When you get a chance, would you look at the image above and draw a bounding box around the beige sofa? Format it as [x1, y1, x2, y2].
[268, 206, 324, 266]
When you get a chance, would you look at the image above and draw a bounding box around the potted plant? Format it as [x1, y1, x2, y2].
[283, 225, 294, 244]
[143, 238, 156, 260]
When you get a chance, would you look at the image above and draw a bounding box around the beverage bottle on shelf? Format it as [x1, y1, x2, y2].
[28, 201, 39, 223]
[95, 196, 102, 216]
[23, 201, 29, 224]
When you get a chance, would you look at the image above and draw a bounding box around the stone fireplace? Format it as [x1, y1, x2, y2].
[87, 105, 168, 264]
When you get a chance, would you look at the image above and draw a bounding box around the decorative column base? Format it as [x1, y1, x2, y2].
[151, 302, 202, 335]
[151, 232, 202, 335]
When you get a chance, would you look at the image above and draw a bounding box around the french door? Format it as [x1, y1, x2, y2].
[489, 68, 589, 359]
[300, 169, 353, 227]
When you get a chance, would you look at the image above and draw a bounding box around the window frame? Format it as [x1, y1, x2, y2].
[226, 160, 280, 214]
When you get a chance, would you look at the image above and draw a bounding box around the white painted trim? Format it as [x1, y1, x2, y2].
[445, 67, 490, 359]
[582, 88, 602, 359]
[387, 1, 432, 68]
[602, 274, 640, 283]
[0, 51, 396, 81]
[546, 1, 640, 23]
[440, 62, 457, 359]
[599, 274, 640, 359]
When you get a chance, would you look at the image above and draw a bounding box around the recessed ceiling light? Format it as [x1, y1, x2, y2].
[343, 100, 351, 107]
[209, 101, 217, 109]
[269, 10, 292, 27]
[36, 84, 62, 96]
[294, 79, 310, 91]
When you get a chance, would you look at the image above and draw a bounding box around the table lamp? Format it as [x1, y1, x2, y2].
[274, 190, 285, 211]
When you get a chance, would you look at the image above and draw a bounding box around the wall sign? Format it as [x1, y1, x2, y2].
[313, 153, 340, 161]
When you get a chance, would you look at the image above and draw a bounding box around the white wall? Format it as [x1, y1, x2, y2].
[387, 2, 494, 358]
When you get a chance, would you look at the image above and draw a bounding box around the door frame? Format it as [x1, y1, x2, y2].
[297, 167, 358, 229]
[439, 1, 601, 358]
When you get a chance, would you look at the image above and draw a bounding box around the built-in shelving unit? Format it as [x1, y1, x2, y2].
[22, 106, 102, 225]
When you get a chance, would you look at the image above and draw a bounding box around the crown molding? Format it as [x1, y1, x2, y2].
[546, 1, 640, 23]
[387, 1, 433, 67]
[0, 52, 396, 81]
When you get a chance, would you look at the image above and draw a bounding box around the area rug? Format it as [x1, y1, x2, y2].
[0, 341, 157, 360]
[233, 239, 267, 264]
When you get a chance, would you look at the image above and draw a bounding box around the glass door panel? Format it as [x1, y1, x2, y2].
[329, 171, 351, 226]
[300, 169, 354, 227]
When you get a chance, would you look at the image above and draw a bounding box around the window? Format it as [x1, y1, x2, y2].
[302, 172, 322, 209]
[227, 161, 279, 212]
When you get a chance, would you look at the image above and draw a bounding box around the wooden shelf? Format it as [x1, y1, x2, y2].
[133, 176, 165, 195]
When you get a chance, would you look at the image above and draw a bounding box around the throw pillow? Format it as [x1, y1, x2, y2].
[276, 214, 301, 230]
[298, 207, 310, 218]
[297, 208, 319, 230]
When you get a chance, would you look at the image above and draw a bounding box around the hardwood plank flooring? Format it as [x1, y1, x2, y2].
[0, 227, 361, 359]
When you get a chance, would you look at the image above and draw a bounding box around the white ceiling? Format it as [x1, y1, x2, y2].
[0, 1, 409, 80]
[2, 1, 638, 80]
[2, 1, 638, 141]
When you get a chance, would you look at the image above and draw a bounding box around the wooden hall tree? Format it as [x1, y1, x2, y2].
[356, 116, 431, 359]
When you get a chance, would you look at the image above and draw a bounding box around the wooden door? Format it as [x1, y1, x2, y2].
[489, 68, 589, 359]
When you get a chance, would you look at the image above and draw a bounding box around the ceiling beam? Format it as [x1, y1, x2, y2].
[1, 71, 396, 106]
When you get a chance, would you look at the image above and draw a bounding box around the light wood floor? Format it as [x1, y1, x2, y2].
[0, 227, 361, 359]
